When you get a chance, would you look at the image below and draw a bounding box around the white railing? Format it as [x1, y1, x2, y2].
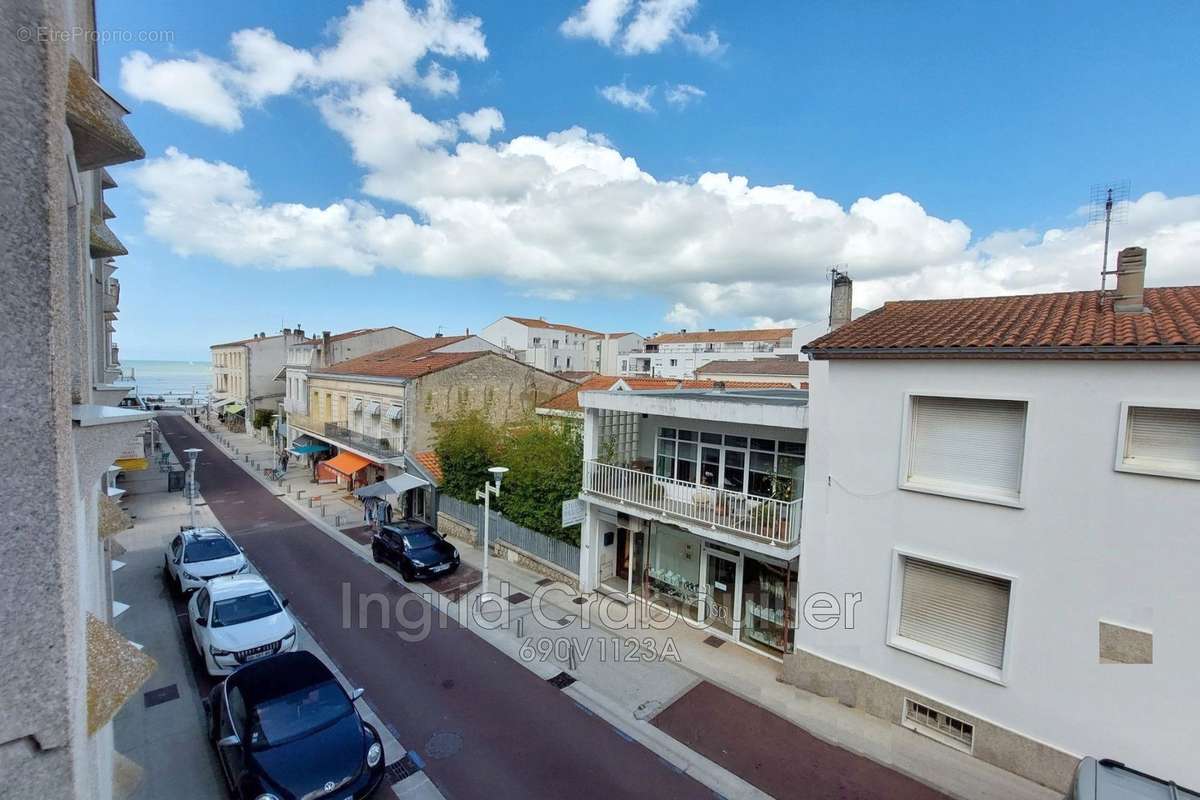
[583, 459, 800, 545]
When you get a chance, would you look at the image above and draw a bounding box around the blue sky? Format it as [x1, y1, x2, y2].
[99, 1, 1200, 360]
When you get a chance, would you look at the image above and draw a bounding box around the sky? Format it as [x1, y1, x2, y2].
[98, 0, 1200, 360]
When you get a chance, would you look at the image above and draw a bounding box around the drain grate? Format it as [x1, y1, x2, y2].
[703, 635, 726, 648]
[504, 591, 530, 604]
[384, 752, 423, 784]
[547, 671, 577, 690]
[143, 684, 180, 708]
[535, 578, 554, 586]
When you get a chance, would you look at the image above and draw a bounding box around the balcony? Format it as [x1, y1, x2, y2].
[583, 459, 800, 545]
[323, 422, 402, 460]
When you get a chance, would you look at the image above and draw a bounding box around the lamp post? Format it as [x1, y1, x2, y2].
[183, 448, 202, 529]
[475, 465, 509, 606]
[271, 413, 281, 454]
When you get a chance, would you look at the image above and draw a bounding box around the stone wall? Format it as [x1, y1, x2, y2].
[437, 511, 477, 546]
[436, 511, 578, 589]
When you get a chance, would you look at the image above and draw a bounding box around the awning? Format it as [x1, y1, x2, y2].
[288, 443, 329, 455]
[211, 398, 233, 409]
[366, 400, 382, 416]
[323, 451, 372, 477]
[385, 404, 404, 420]
[272, 366, 288, 381]
[350, 397, 363, 413]
[224, 403, 245, 415]
[353, 472, 429, 498]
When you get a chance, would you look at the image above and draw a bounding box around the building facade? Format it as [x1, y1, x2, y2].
[621, 328, 794, 379]
[790, 258, 1200, 791]
[210, 329, 308, 427]
[2, 1, 156, 797]
[578, 387, 809, 657]
[695, 358, 810, 388]
[481, 315, 600, 373]
[281, 326, 419, 420]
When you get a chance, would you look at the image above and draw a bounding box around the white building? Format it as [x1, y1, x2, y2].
[695, 358, 810, 388]
[790, 250, 1200, 792]
[281, 326, 419, 419]
[480, 315, 600, 373]
[210, 329, 309, 427]
[3, 2, 157, 797]
[578, 386, 809, 658]
[621, 328, 794, 379]
[589, 331, 644, 376]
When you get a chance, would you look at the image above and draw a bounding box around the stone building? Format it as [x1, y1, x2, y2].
[1, 1, 156, 797]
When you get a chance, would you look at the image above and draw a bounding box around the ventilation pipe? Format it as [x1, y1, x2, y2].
[829, 269, 853, 330]
[1113, 246, 1148, 313]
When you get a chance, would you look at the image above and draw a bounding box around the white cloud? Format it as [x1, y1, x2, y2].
[561, 0, 723, 56]
[456, 107, 505, 142]
[600, 82, 655, 112]
[119, 0, 487, 128]
[560, 0, 633, 46]
[664, 83, 705, 108]
[664, 303, 700, 329]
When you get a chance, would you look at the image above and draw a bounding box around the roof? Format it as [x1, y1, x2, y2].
[211, 333, 284, 349]
[504, 316, 599, 336]
[317, 336, 483, 378]
[326, 326, 416, 343]
[645, 327, 793, 345]
[696, 359, 810, 377]
[557, 371, 598, 383]
[804, 286, 1200, 360]
[227, 651, 337, 708]
[537, 376, 794, 414]
[413, 451, 443, 484]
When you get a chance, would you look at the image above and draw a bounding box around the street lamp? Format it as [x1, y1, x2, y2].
[475, 465, 509, 606]
[183, 448, 202, 529]
[271, 413, 281, 454]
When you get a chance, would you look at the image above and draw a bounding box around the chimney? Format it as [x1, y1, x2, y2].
[829, 269, 853, 330]
[434, 331, 443, 338]
[712, 380, 726, 392]
[295, 326, 304, 339]
[1113, 246, 1148, 313]
[283, 327, 292, 336]
[321, 330, 331, 366]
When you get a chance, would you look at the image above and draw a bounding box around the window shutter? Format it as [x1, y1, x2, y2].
[1126, 406, 1200, 470]
[899, 558, 1011, 669]
[909, 397, 1026, 498]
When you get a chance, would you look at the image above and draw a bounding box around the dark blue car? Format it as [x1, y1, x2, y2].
[205, 650, 384, 799]
[371, 520, 460, 582]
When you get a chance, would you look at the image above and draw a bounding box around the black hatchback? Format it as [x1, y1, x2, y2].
[205, 651, 384, 800]
[371, 520, 460, 581]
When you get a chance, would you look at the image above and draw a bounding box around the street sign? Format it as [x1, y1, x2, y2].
[561, 498, 585, 527]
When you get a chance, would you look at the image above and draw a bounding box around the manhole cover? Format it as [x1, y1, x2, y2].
[425, 731, 463, 760]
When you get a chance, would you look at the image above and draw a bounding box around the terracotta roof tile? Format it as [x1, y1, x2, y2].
[646, 328, 793, 345]
[413, 451, 443, 484]
[317, 336, 484, 378]
[804, 286, 1200, 360]
[505, 316, 600, 336]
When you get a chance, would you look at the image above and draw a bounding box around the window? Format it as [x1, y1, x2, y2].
[669, 359, 678, 367]
[892, 555, 1012, 680]
[351, 397, 364, 414]
[902, 699, 974, 754]
[1116, 403, 1200, 480]
[655, 427, 803, 499]
[902, 395, 1027, 505]
[385, 404, 404, 421]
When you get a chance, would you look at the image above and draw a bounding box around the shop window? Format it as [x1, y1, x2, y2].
[634, 523, 701, 620]
[741, 557, 796, 654]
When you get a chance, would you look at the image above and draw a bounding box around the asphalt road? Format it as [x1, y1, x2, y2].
[157, 414, 710, 800]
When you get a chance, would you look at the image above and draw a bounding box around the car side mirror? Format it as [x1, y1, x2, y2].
[195, 617, 207, 627]
[281, 598, 289, 608]
[217, 734, 240, 747]
[350, 688, 365, 702]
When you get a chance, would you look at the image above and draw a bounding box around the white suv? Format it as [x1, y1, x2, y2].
[164, 527, 247, 595]
[188, 575, 298, 676]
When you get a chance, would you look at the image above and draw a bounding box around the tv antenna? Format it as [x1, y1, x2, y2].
[1088, 180, 1130, 295]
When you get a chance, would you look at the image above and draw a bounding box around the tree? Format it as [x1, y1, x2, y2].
[252, 408, 274, 430]
[495, 422, 582, 544]
[433, 410, 501, 503]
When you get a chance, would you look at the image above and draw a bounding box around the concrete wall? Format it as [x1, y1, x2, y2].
[409, 353, 575, 452]
[791, 357, 1200, 788]
[327, 327, 419, 365]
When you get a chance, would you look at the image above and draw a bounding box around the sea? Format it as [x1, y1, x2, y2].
[118, 359, 212, 404]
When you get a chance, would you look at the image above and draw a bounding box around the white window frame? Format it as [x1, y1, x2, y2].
[1114, 400, 1200, 481]
[886, 548, 1016, 685]
[897, 391, 1031, 508]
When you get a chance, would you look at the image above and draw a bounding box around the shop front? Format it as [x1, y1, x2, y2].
[600, 517, 797, 657]
[316, 450, 382, 492]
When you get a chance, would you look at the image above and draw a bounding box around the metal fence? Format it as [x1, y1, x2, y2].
[438, 495, 580, 576]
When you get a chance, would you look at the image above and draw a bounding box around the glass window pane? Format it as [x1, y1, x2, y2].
[723, 450, 745, 492]
[778, 441, 804, 455]
[741, 557, 795, 654]
[660, 427, 676, 439]
[748, 470, 774, 497]
[676, 458, 697, 483]
[656, 455, 675, 478]
[677, 442, 697, 461]
[677, 429, 696, 441]
[724, 435, 748, 449]
[657, 438, 675, 456]
[750, 438, 775, 452]
[700, 432, 722, 444]
[750, 451, 774, 472]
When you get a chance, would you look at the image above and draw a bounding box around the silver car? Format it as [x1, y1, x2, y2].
[164, 527, 248, 595]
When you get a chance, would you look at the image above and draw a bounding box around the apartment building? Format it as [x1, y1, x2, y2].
[790, 249, 1200, 791]
[695, 358, 810, 388]
[480, 315, 594, 372]
[2, 2, 156, 797]
[589, 332, 644, 375]
[209, 329, 309, 427]
[281, 326, 419, 419]
[621, 328, 794, 379]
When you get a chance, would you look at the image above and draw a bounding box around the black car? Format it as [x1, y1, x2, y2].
[371, 520, 460, 581]
[205, 651, 384, 800]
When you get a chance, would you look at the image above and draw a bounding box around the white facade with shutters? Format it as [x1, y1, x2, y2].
[794, 357, 1200, 788]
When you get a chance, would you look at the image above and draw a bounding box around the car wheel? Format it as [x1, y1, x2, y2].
[371, 546, 383, 564]
[401, 566, 414, 582]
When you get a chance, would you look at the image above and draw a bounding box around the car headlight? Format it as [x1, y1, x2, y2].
[409, 559, 427, 568]
[209, 645, 233, 658]
[181, 571, 198, 581]
[366, 742, 382, 768]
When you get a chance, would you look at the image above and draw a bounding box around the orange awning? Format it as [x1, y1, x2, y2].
[322, 452, 372, 477]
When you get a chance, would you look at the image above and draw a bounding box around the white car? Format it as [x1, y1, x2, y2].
[188, 575, 298, 676]
[164, 527, 248, 594]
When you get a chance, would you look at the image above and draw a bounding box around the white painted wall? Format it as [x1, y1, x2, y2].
[798, 358, 1200, 784]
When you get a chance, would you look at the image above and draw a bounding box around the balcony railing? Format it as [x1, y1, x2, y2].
[583, 459, 800, 545]
[323, 422, 402, 460]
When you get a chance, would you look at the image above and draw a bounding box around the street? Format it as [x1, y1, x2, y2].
[156, 414, 710, 799]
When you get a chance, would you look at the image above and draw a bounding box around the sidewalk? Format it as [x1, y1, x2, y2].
[193, 416, 1058, 800]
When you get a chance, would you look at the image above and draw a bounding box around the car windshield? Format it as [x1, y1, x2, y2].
[183, 536, 239, 563]
[210, 591, 281, 628]
[402, 530, 441, 550]
[248, 680, 352, 748]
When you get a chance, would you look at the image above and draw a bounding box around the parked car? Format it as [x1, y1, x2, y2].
[205, 651, 385, 800]
[1066, 758, 1199, 799]
[164, 527, 248, 595]
[188, 575, 298, 676]
[371, 520, 459, 581]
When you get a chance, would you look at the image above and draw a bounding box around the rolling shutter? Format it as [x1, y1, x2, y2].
[909, 396, 1026, 498]
[1125, 406, 1200, 471]
[899, 558, 1011, 669]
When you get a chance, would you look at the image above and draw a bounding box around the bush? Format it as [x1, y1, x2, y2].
[434, 410, 502, 503]
[252, 409, 274, 430]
